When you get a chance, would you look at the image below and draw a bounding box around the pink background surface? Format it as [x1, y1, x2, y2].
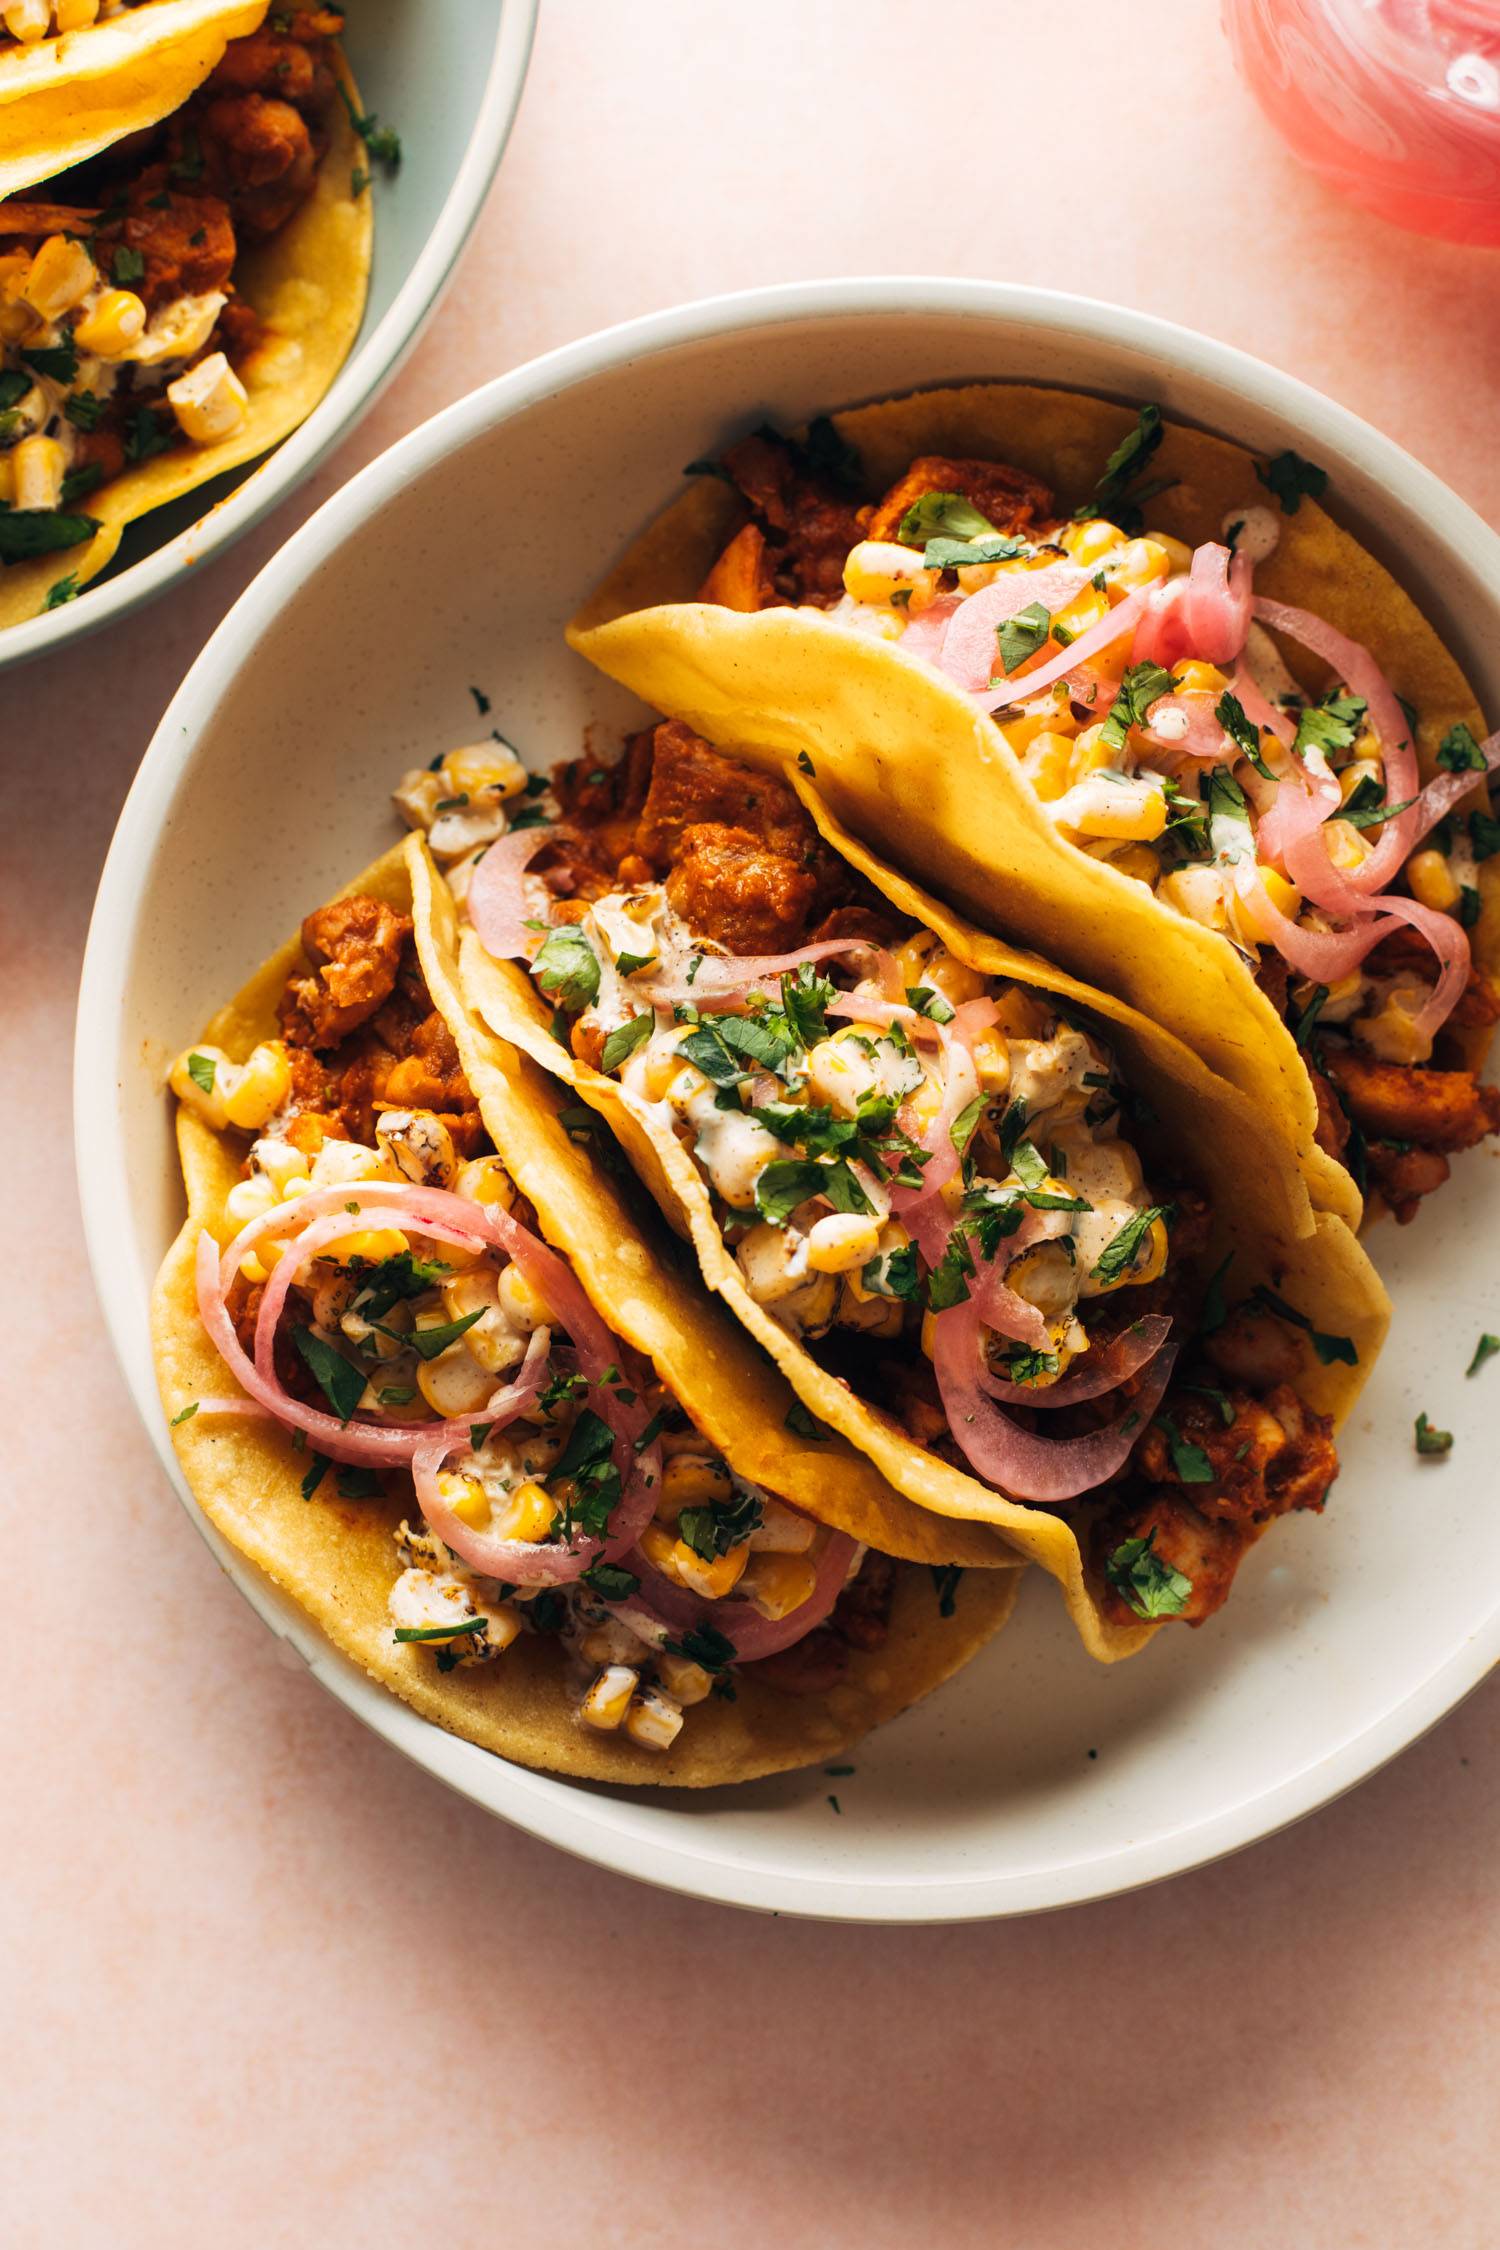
[6, 3, 1498, 2241]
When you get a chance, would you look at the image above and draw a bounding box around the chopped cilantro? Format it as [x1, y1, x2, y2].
[922, 532, 1029, 570]
[21, 337, 78, 384]
[551, 1409, 622, 1541]
[63, 390, 105, 432]
[1249, 1285, 1357, 1365]
[663, 1623, 737, 1674]
[862, 1240, 920, 1302]
[112, 246, 146, 285]
[291, 1329, 366, 1425]
[1104, 1527, 1192, 1619]
[678, 1488, 761, 1561]
[1469, 808, 1500, 860]
[170, 1402, 199, 1427]
[755, 1156, 871, 1225]
[1292, 691, 1367, 763]
[950, 1093, 987, 1158]
[1090, 1204, 1170, 1286]
[1101, 662, 1174, 753]
[784, 1401, 826, 1442]
[1414, 1412, 1453, 1458]
[532, 924, 600, 1011]
[1290, 983, 1327, 1050]
[1342, 791, 1416, 832]
[780, 961, 835, 1050]
[897, 490, 995, 544]
[1436, 722, 1486, 773]
[1156, 1414, 1215, 1483]
[1215, 688, 1273, 776]
[905, 984, 956, 1025]
[793, 414, 863, 497]
[1466, 1333, 1499, 1378]
[600, 1013, 653, 1071]
[405, 1308, 485, 1361]
[796, 749, 815, 775]
[0, 511, 98, 565]
[339, 80, 403, 170]
[994, 600, 1052, 677]
[1255, 450, 1328, 513]
[581, 1561, 640, 1601]
[186, 1051, 217, 1095]
[300, 1452, 332, 1501]
[1198, 1251, 1233, 1336]
[122, 405, 175, 464]
[394, 1616, 487, 1644]
[1074, 404, 1169, 534]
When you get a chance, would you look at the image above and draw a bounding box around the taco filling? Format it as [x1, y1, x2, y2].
[0, 6, 347, 571]
[411, 721, 1347, 1630]
[165, 883, 923, 1754]
[687, 421, 1500, 1222]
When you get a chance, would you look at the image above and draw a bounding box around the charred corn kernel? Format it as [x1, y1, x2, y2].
[894, 931, 937, 986]
[1159, 864, 1229, 933]
[1061, 517, 1125, 567]
[625, 1686, 684, 1751]
[453, 1154, 515, 1210]
[675, 1540, 748, 1600]
[1170, 659, 1229, 697]
[806, 1034, 872, 1114]
[74, 288, 146, 360]
[1359, 980, 1433, 1066]
[580, 1665, 638, 1731]
[437, 1471, 491, 1531]
[1052, 587, 1108, 642]
[221, 1040, 291, 1129]
[55, 0, 103, 26]
[166, 351, 246, 445]
[249, 1136, 308, 1192]
[970, 1026, 1010, 1095]
[496, 1261, 554, 1332]
[1060, 776, 1168, 842]
[924, 947, 987, 1007]
[1324, 819, 1370, 874]
[20, 234, 95, 320]
[1000, 698, 1079, 756]
[2, 2, 51, 44]
[441, 740, 527, 799]
[743, 1550, 819, 1621]
[414, 1332, 494, 1418]
[496, 1479, 557, 1543]
[13, 434, 63, 511]
[1008, 1240, 1080, 1320]
[1229, 862, 1301, 947]
[1067, 721, 1114, 783]
[655, 1651, 713, 1706]
[660, 1454, 733, 1513]
[1103, 537, 1173, 593]
[375, 1108, 456, 1189]
[0, 252, 31, 304]
[639, 1521, 679, 1575]
[842, 538, 938, 612]
[1338, 756, 1383, 806]
[1022, 728, 1079, 803]
[332, 1227, 407, 1265]
[1406, 847, 1460, 912]
[224, 1173, 277, 1229]
[806, 1211, 882, 1275]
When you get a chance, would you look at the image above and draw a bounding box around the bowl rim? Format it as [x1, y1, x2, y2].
[1, 0, 540, 675]
[76, 276, 1500, 1922]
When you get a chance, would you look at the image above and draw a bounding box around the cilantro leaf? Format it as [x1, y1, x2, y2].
[784, 1401, 826, 1441]
[1249, 1285, 1357, 1365]
[1156, 1414, 1215, 1483]
[922, 533, 1029, 570]
[406, 1308, 485, 1361]
[994, 600, 1052, 677]
[1089, 1204, 1170, 1286]
[1436, 723, 1486, 774]
[1414, 1412, 1453, 1458]
[1101, 662, 1174, 753]
[170, 1402, 199, 1427]
[862, 1241, 920, 1302]
[0, 510, 98, 565]
[662, 1623, 737, 1673]
[186, 1051, 217, 1096]
[1215, 688, 1273, 776]
[1104, 1529, 1192, 1619]
[950, 1093, 987, 1158]
[897, 490, 996, 544]
[905, 984, 955, 1024]
[581, 1561, 639, 1601]
[300, 1452, 331, 1500]
[678, 1488, 761, 1562]
[1255, 450, 1328, 513]
[532, 924, 600, 1012]
[394, 1616, 487, 1644]
[552, 1408, 622, 1540]
[291, 1329, 365, 1425]
[1293, 691, 1367, 763]
[780, 962, 834, 1050]
[1467, 1333, 1499, 1378]
[600, 1013, 652, 1072]
[929, 1564, 962, 1617]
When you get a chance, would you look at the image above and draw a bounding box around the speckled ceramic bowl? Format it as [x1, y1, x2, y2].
[2, 0, 536, 672]
[77, 281, 1500, 1919]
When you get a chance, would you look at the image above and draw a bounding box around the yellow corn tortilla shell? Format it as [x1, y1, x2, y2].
[457, 780, 1389, 1663]
[570, 383, 1497, 1226]
[150, 842, 1019, 1786]
[1, 0, 270, 198]
[0, 42, 371, 628]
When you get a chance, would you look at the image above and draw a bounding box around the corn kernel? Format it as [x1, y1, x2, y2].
[1324, 819, 1370, 874]
[73, 288, 146, 360]
[806, 1211, 882, 1274]
[1171, 659, 1230, 697]
[1100, 841, 1161, 887]
[497, 1261, 555, 1332]
[0, 251, 32, 305]
[625, 1686, 684, 1751]
[1067, 721, 1114, 784]
[1060, 776, 1168, 842]
[842, 538, 938, 612]
[222, 1040, 291, 1129]
[375, 1107, 456, 1189]
[453, 1154, 516, 1211]
[1103, 537, 1173, 593]
[639, 1521, 679, 1574]
[655, 1652, 712, 1706]
[921, 1309, 938, 1360]
[970, 1026, 1010, 1095]
[660, 1453, 733, 1513]
[166, 350, 247, 446]
[742, 1551, 819, 1620]
[580, 1665, 638, 1731]
[169, 1043, 232, 1128]
[20, 233, 95, 320]
[1338, 756, 1383, 807]
[1052, 587, 1108, 644]
[1, 2, 51, 43]
[1229, 863, 1301, 947]
[496, 1478, 557, 1543]
[442, 741, 528, 799]
[13, 434, 63, 511]
[1020, 727, 1078, 803]
[999, 699, 1080, 757]
[923, 947, 987, 1007]
[55, 0, 104, 27]
[437, 1471, 491, 1530]
[642, 1040, 686, 1101]
[327, 1226, 408, 1267]
[1061, 517, 1125, 567]
[674, 1540, 748, 1600]
[414, 1333, 494, 1418]
[1405, 848, 1460, 914]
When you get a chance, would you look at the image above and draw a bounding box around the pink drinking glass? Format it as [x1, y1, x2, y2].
[1223, 0, 1500, 244]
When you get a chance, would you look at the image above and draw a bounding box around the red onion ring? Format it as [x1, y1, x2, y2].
[888, 997, 995, 1264]
[936, 561, 1096, 695]
[976, 1313, 1172, 1407]
[986, 588, 1151, 711]
[466, 827, 550, 961]
[934, 1297, 1179, 1503]
[896, 589, 963, 662]
[617, 1524, 858, 1663]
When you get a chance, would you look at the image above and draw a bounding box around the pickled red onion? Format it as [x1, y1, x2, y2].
[1140, 689, 1232, 760]
[986, 588, 1151, 710]
[889, 997, 995, 1264]
[629, 937, 878, 1009]
[618, 1523, 858, 1663]
[934, 1299, 1178, 1503]
[896, 589, 963, 662]
[935, 562, 1095, 696]
[977, 1313, 1172, 1408]
[1233, 863, 1469, 1041]
[466, 827, 550, 961]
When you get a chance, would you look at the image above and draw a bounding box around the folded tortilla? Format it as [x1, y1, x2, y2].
[151, 840, 1020, 1786]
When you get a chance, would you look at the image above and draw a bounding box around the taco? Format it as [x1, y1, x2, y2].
[151, 837, 1018, 1786]
[1, 2, 270, 197]
[568, 384, 1500, 1232]
[0, 4, 370, 627]
[408, 718, 1388, 1662]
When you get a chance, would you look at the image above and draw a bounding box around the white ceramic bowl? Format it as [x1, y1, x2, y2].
[2, 0, 537, 673]
[77, 280, 1500, 1921]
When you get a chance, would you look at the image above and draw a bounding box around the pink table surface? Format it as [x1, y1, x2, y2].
[7, 4, 1498, 2242]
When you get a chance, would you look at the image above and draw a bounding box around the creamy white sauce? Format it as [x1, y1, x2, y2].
[1223, 503, 1281, 565]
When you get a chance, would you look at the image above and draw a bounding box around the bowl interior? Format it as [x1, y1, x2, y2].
[80, 289, 1500, 1918]
[3, 0, 536, 671]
